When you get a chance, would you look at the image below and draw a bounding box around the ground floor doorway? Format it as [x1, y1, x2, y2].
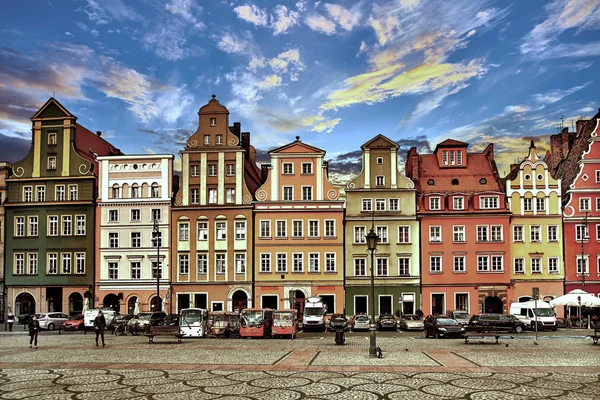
[15, 292, 35, 316]
[354, 296, 368, 314]
[46, 287, 63, 312]
[431, 293, 445, 315]
[483, 296, 503, 314]
[232, 290, 248, 312]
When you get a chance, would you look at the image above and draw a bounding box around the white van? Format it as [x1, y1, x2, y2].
[509, 301, 557, 331]
[84, 309, 117, 329]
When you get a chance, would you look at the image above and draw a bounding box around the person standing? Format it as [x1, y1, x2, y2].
[94, 311, 106, 347]
[28, 316, 40, 348]
[6, 308, 15, 332]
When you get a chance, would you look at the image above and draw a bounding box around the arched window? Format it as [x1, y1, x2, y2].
[427, 179, 435, 185]
[451, 179, 459, 185]
[112, 184, 120, 199]
[131, 183, 140, 198]
[479, 178, 487, 184]
[151, 183, 159, 198]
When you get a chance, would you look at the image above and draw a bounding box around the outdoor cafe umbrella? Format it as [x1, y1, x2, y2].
[549, 289, 600, 307]
[82, 298, 90, 314]
[134, 299, 141, 315]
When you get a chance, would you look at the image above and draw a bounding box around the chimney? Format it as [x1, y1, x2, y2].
[261, 164, 271, 182]
[96, 131, 101, 137]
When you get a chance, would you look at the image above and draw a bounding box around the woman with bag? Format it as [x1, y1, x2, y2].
[6, 308, 15, 332]
[94, 311, 106, 347]
[28, 316, 40, 348]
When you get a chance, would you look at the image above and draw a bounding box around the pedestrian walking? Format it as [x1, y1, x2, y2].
[28, 316, 40, 348]
[6, 308, 15, 332]
[94, 311, 106, 347]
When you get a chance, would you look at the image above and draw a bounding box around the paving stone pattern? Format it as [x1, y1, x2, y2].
[1, 368, 599, 400]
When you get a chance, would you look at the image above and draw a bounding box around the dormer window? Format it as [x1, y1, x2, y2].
[479, 178, 487, 184]
[427, 179, 435, 185]
[429, 197, 441, 210]
[210, 118, 216, 126]
[480, 196, 499, 209]
[450, 151, 455, 165]
[457, 151, 462, 165]
[453, 196, 464, 210]
[451, 179, 459, 185]
[442, 151, 448, 165]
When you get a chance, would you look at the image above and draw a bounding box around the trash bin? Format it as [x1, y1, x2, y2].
[335, 328, 345, 345]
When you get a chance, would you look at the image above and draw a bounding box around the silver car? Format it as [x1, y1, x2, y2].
[399, 314, 424, 331]
[351, 314, 371, 331]
[36, 312, 70, 331]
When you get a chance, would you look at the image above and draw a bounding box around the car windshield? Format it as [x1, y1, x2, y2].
[241, 310, 264, 324]
[380, 315, 394, 320]
[137, 313, 153, 320]
[332, 317, 346, 322]
[275, 312, 294, 321]
[534, 308, 554, 317]
[304, 308, 324, 316]
[437, 318, 459, 325]
[71, 315, 84, 320]
[453, 312, 470, 319]
[181, 310, 205, 325]
[405, 315, 420, 321]
[355, 316, 369, 322]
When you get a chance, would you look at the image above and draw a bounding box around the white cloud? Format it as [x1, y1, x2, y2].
[141, 20, 190, 61]
[257, 74, 283, 89]
[467, 29, 476, 37]
[504, 105, 531, 114]
[531, 82, 590, 105]
[216, 33, 255, 55]
[233, 4, 268, 26]
[357, 41, 368, 55]
[249, 56, 266, 70]
[151, 85, 195, 123]
[305, 13, 337, 34]
[269, 49, 303, 72]
[83, 0, 143, 24]
[271, 5, 300, 35]
[324, 3, 361, 31]
[165, 0, 199, 23]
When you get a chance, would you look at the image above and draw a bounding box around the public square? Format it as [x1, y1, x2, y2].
[1, 329, 599, 399]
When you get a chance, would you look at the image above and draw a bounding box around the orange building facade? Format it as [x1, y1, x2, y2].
[253, 137, 344, 314]
[406, 140, 511, 315]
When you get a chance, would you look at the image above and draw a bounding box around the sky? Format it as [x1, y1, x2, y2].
[1, 0, 599, 184]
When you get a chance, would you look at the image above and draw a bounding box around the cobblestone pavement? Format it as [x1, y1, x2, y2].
[0, 330, 599, 399]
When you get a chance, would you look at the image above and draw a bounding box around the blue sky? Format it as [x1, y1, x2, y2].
[1, 0, 599, 182]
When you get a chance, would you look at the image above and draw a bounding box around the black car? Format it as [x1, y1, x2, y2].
[158, 314, 180, 326]
[109, 314, 133, 334]
[424, 315, 465, 338]
[329, 314, 348, 331]
[468, 313, 525, 333]
[377, 314, 398, 330]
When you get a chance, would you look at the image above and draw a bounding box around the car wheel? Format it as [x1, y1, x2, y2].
[48, 323, 55, 331]
[515, 325, 523, 333]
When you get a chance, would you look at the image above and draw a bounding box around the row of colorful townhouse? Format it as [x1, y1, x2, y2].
[1, 96, 599, 322]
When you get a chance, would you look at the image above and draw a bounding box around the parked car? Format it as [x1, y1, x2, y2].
[109, 314, 133, 334]
[449, 311, 471, 326]
[128, 312, 167, 329]
[63, 314, 85, 331]
[399, 314, 424, 331]
[377, 314, 398, 330]
[424, 315, 465, 338]
[36, 312, 70, 331]
[158, 314, 179, 326]
[351, 314, 371, 331]
[468, 313, 525, 333]
[328, 314, 349, 331]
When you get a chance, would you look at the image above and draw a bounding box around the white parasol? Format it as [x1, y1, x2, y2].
[549, 289, 600, 307]
[134, 299, 141, 315]
[82, 298, 89, 314]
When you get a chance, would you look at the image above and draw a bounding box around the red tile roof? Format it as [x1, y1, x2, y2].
[75, 123, 122, 174]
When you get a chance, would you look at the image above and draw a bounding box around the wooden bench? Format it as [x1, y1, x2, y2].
[464, 327, 509, 344]
[590, 327, 600, 345]
[144, 325, 183, 344]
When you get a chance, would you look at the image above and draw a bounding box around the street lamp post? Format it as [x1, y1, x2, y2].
[366, 224, 379, 357]
[152, 217, 161, 311]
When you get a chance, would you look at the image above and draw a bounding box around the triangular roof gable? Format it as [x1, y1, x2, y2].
[361, 134, 399, 150]
[31, 97, 75, 120]
[269, 139, 325, 155]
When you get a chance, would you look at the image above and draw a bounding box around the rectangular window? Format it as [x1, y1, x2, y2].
[354, 258, 366, 276]
[28, 253, 38, 275]
[454, 256, 465, 272]
[208, 164, 217, 176]
[152, 262, 162, 279]
[226, 188, 235, 203]
[179, 223, 189, 241]
[131, 209, 140, 221]
[56, 185, 65, 201]
[430, 256, 442, 273]
[597, 197, 600, 212]
[24, 186, 32, 202]
[480, 196, 499, 209]
[179, 254, 189, 274]
[293, 220, 303, 238]
[477, 256, 489, 272]
[513, 226, 524, 242]
[577, 257, 589, 274]
[204, 135, 210, 144]
[309, 220, 319, 238]
[491, 225, 503, 241]
[398, 258, 410, 275]
[309, 253, 319, 272]
[48, 132, 56, 145]
[28, 216, 38, 237]
[131, 262, 141, 279]
[514, 258, 524, 274]
[530, 225, 541, 242]
[235, 254, 246, 273]
[375, 198, 386, 211]
[429, 197, 440, 210]
[15, 216, 24, 237]
[453, 226, 465, 242]
[283, 186, 293, 201]
[109, 232, 119, 248]
[131, 186, 140, 198]
[398, 226, 410, 243]
[109, 210, 118, 222]
[216, 134, 223, 144]
[531, 258, 541, 273]
[235, 221, 246, 240]
[429, 226, 442, 242]
[580, 198, 591, 212]
[576, 224, 589, 241]
[376, 258, 388, 276]
[325, 220, 335, 237]
[283, 163, 293, 174]
[491, 256, 503, 272]
[197, 254, 208, 275]
[354, 226, 366, 243]
[302, 163, 312, 174]
[442, 150, 448, 165]
[597, 170, 600, 183]
[76, 215, 86, 236]
[76, 253, 85, 274]
[226, 164, 235, 176]
[152, 231, 162, 247]
[549, 257, 559, 274]
[260, 221, 271, 238]
[48, 216, 58, 236]
[457, 151, 463, 165]
[108, 262, 118, 279]
[62, 253, 72, 274]
[69, 185, 78, 201]
[208, 189, 217, 204]
[450, 150, 455, 165]
[325, 253, 336, 272]
[477, 225, 489, 242]
[261, 253, 271, 273]
[277, 253, 287, 273]
[48, 253, 58, 274]
[536, 198, 545, 212]
[152, 208, 162, 221]
[453, 196, 464, 210]
[62, 216, 72, 236]
[376, 175, 384, 186]
[36, 186, 45, 202]
[377, 157, 383, 164]
[548, 225, 558, 242]
[191, 189, 199, 204]
[293, 253, 303, 273]
[389, 198, 399, 211]
[131, 232, 141, 248]
[216, 254, 226, 274]
[376, 226, 388, 243]
[191, 165, 199, 176]
[597, 225, 600, 241]
[362, 198, 372, 211]
[276, 220, 287, 238]
[216, 222, 226, 240]
[524, 198, 533, 211]
[15, 254, 24, 274]
[198, 222, 208, 241]
[112, 186, 120, 199]
[302, 186, 312, 201]
[210, 117, 216, 126]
